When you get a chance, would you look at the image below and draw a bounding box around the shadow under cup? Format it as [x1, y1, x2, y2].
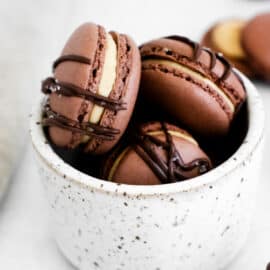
[30, 72, 264, 270]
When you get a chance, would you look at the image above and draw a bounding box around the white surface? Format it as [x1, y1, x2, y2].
[0, 0, 270, 269]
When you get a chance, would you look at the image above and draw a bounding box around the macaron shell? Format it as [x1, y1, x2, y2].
[49, 93, 90, 122]
[110, 148, 161, 185]
[242, 13, 270, 80]
[85, 34, 141, 154]
[141, 68, 230, 136]
[201, 28, 255, 78]
[49, 94, 91, 148]
[48, 23, 105, 147]
[140, 37, 246, 136]
[55, 22, 102, 90]
[141, 38, 246, 105]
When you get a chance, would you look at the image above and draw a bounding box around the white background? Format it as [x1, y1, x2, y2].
[0, 0, 270, 269]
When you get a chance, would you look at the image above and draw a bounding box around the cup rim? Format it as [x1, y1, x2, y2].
[30, 71, 265, 196]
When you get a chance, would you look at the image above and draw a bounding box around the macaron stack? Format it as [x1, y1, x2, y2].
[41, 21, 247, 185]
[201, 12, 270, 81]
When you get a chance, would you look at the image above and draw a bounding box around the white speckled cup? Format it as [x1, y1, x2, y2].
[30, 73, 264, 270]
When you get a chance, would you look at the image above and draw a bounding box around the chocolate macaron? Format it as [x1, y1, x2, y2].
[103, 122, 212, 185]
[242, 13, 270, 81]
[140, 36, 246, 137]
[201, 19, 255, 77]
[42, 23, 141, 154]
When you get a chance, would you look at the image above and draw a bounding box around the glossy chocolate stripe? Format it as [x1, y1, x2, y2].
[165, 35, 233, 83]
[53, 54, 91, 70]
[202, 47, 217, 70]
[133, 145, 168, 183]
[43, 106, 120, 140]
[42, 77, 126, 111]
[133, 122, 211, 184]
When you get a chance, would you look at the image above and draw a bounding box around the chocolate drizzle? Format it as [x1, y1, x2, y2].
[42, 40, 128, 142]
[133, 123, 211, 183]
[42, 77, 126, 111]
[42, 105, 120, 140]
[165, 35, 233, 82]
[203, 47, 217, 70]
[216, 53, 232, 81]
[53, 54, 92, 70]
[165, 35, 203, 61]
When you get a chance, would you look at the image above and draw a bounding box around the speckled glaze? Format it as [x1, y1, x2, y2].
[30, 72, 264, 270]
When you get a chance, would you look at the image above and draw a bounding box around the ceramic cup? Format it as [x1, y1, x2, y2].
[30, 73, 264, 270]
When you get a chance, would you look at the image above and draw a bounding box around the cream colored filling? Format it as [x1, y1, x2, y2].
[108, 130, 197, 181]
[147, 130, 197, 145]
[143, 59, 235, 113]
[212, 20, 246, 59]
[89, 33, 118, 124]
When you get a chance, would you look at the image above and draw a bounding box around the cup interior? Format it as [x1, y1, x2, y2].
[30, 72, 264, 196]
